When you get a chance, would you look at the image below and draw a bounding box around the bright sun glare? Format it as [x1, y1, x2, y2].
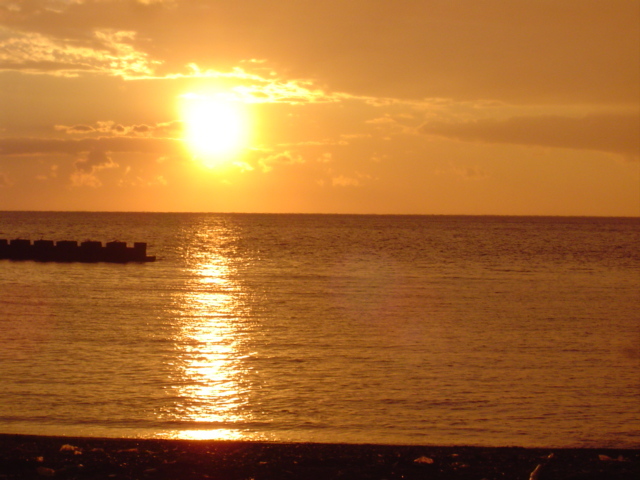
[180, 93, 248, 168]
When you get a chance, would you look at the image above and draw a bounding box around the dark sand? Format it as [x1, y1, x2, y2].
[0, 434, 638, 479]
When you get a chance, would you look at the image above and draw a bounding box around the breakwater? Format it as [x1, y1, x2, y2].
[0, 239, 156, 263]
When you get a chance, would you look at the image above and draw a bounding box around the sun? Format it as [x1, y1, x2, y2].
[180, 93, 249, 168]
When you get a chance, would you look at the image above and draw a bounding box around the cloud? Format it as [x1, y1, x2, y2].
[140, 0, 638, 104]
[331, 175, 360, 187]
[0, 27, 160, 77]
[420, 113, 640, 159]
[317, 152, 332, 163]
[366, 114, 418, 135]
[1, 0, 637, 105]
[167, 64, 341, 105]
[55, 120, 183, 136]
[66, 149, 117, 187]
[70, 170, 101, 187]
[1, 2, 338, 105]
[74, 149, 117, 173]
[229, 76, 336, 104]
[331, 172, 373, 187]
[56, 124, 96, 133]
[0, 136, 186, 156]
[134, 0, 175, 6]
[436, 165, 490, 181]
[258, 150, 305, 173]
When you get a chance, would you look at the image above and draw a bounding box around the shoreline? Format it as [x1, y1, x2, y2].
[1, 434, 638, 479]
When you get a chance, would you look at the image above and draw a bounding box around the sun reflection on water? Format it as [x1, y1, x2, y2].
[162, 228, 255, 440]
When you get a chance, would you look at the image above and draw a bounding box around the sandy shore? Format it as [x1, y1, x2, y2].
[0, 434, 638, 479]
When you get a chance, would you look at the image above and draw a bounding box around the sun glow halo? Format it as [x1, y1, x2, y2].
[181, 94, 248, 168]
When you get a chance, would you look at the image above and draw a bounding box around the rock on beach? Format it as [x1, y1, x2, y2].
[0, 434, 638, 479]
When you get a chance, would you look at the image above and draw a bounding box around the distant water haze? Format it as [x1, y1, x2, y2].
[0, 212, 638, 447]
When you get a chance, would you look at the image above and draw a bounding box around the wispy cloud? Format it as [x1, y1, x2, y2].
[331, 175, 361, 187]
[55, 120, 183, 137]
[421, 113, 640, 160]
[0, 136, 186, 156]
[258, 150, 305, 173]
[436, 165, 490, 181]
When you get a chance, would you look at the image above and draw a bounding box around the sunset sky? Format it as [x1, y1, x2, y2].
[1, 0, 638, 215]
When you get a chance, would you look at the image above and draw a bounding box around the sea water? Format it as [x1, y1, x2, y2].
[0, 212, 638, 447]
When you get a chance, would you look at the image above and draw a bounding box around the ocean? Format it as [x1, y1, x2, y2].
[0, 212, 638, 448]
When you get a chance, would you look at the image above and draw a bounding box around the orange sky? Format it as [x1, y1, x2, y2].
[1, 0, 638, 215]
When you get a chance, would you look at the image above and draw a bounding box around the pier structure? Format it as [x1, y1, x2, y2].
[0, 239, 155, 263]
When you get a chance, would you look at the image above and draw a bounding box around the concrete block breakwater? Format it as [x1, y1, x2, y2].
[0, 239, 156, 263]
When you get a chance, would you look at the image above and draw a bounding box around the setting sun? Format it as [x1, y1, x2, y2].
[180, 93, 249, 168]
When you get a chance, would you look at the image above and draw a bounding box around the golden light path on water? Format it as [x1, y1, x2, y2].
[162, 224, 255, 441]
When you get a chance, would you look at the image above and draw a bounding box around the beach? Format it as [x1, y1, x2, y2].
[0, 435, 638, 479]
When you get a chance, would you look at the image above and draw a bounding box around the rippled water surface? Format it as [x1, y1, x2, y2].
[1, 212, 639, 447]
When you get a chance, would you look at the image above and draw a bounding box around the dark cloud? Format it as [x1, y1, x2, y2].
[2, 1, 637, 103]
[420, 113, 640, 159]
[131, 124, 151, 134]
[59, 124, 96, 133]
[75, 149, 116, 173]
